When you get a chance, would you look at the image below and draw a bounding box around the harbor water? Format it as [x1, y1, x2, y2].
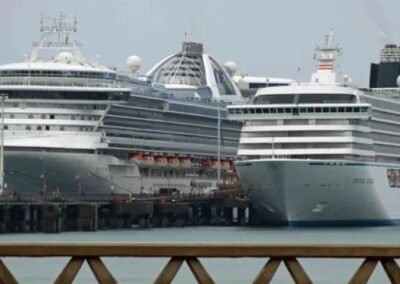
[1, 226, 400, 283]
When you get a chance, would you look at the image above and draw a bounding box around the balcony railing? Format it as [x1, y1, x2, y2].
[0, 243, 398, 283]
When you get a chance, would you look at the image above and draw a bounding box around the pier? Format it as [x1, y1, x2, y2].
[0, 243, 398, 283]
[0, 190, 255, 233]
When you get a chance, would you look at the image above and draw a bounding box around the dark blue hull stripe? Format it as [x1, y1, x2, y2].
[287, 219, 400, 227]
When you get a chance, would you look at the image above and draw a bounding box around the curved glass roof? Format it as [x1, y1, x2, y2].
[148, 42, 242, 100]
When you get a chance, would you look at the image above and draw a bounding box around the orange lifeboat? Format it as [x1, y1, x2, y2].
[179, 157, 191, 167]
[142, 154, 154, 164]
[220, 160, 230, 169]
[210, 160, 219, 169]
[155, 156, 167, 166]
[202, 159, 211, 168]
[168, 157, 179, 166]
[132, 151, 143, 161]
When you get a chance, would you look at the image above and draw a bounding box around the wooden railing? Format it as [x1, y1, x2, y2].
[0, 243, 399, 283]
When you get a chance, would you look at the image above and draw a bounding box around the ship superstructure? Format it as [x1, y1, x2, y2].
[0, 15, 244, 195]
[228, 32, 400, 226]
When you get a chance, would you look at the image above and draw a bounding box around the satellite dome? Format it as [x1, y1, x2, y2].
[55, 51, 75, 62]
[223, 61, 238, 75]
[397, 75, 400, 88]
[126, 55, 142, 72]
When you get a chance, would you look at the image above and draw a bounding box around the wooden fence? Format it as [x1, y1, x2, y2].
[0, 243, 398, 283]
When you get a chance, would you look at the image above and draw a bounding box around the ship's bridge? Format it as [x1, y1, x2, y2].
[147, 42, 243, 103]
[253, 85, 361, 105]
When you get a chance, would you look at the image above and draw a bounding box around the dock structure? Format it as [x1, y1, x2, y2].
[0, 191, 254, 233]
[0, 243, 398, 283]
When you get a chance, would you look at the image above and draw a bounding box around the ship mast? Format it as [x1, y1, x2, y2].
[30, 13, 85, 63]
[311, 31, 342, 85]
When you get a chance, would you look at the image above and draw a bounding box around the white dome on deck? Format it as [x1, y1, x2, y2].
[126, 55, 141, 72]
[55, 52, 75, 62]
[147, 41, 243, 103]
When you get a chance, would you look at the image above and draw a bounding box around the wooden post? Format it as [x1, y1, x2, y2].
[185, 257, 214, 284]
[283, 258, 312, 284]
[54, 257, 85, 284]
[0, 258, 17, 284]
[87, 257, 117, 284]
[349, 258, 378, 284]
[381, 258, 400, 283]
[253, 258, 281, 284]
[154, 257, 184, 284]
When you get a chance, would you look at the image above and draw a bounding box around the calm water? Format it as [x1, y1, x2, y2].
[1, 226, 400, 283]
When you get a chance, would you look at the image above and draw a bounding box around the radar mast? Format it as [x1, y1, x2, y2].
[30, 13, 85, 63]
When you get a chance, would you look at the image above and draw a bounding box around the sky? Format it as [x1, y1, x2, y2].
[1, 0, 400, 87]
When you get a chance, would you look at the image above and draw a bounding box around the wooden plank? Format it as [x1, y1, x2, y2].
[0, 243, 400, 258]
[381, 258, 400, 283]
[0, 258, 17, 284]
[185, 257, 215, 284]
[252, 258, 281, 284]
[54, 257, 84, 284]
[154, 257, 184, 284]
[86, 257, 117, 284]
[283, 258, 312, 284]
[348, 258, 378, 284]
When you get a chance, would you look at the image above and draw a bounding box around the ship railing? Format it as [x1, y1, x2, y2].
[0, 77, 118, 89]
[0, 244, 398, 283]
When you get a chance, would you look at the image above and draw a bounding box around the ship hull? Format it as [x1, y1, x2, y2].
[3, 150, 217, 196]
[236, 159, 400, 226]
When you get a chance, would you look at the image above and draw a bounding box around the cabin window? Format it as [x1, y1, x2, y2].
[36, 126, 42, 130]
[50, 114, 55, 119]
[45, 125, 50, 131]
[28, 114, 34, 119]
[41, 114, 46, 119]
[26, 125, 31, 130]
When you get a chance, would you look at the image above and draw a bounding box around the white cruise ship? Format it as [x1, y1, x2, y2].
[228, 32, 400, 226]
[0, 14, 252, 196]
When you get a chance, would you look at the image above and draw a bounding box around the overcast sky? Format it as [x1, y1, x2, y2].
[1, 0, 400, 86]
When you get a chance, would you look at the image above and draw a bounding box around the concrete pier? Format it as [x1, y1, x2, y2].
[0, 193, 256, 233]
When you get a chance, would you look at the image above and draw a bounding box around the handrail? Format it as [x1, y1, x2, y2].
[0, 243, 399, 283]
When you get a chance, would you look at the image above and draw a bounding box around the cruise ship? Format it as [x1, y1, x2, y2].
[228, 32, 400, 226]
[0, 14, 247, 196]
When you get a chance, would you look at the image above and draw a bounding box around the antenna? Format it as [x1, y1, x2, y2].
[30, 13, 85, 63]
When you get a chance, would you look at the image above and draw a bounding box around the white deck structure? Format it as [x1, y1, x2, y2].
[228, 32, 400, 226]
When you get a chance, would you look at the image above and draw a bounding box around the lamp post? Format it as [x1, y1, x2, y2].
[0, 94, 7, 195]
[217, 103, 221, 184]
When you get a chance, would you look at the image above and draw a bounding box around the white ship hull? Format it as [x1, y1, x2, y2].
[236, 159, 400, 226]
[4, 150, 217, 196]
